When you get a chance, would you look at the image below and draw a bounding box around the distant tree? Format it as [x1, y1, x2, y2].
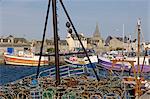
[47, 48, 55, 53]
[116, 47, 124, 50]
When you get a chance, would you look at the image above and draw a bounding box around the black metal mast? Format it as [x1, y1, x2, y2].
[36, 0, 99, 83]
[52, 0, 60, 85]
[36, 0, 51, 79]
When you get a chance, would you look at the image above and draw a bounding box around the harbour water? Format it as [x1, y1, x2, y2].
[1, 64, 150, 86]
[0, 64, 51, 85]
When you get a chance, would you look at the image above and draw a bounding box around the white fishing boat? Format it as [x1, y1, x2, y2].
[4, 51, 48, 66]
[99, 52, 150, 65]
[64, 53, 98, 65]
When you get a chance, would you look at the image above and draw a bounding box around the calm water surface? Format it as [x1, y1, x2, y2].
[1, 64, 149, 86]
[0, 64, 51, 85]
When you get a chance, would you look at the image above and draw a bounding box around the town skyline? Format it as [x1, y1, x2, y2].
[1, 0, 150, 41]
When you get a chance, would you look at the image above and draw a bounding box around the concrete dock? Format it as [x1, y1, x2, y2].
[140, 90, 150, 99]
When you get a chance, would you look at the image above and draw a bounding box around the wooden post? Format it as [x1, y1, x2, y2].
[111, 59, 142, 96]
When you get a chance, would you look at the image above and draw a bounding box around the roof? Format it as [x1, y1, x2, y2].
[116, 36, 136, 43]
[14, 38, 28, 43]
[8, 35, 14, 38]
[116, 36, 128, 43]
[71, 33, 86, 39]
[0, 43, 30, 47]
[105, 36, 137, 46]
[59, 40, 67, 43]
[105, 36, 113, 46]
[59, 40, 68, 45]
[45, 39, 68, 45]
[46, 39, 53, 43]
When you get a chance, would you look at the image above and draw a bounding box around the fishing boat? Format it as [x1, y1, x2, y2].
[4, 51, 48, 66]
[1, 0, 150, 98]
[98, 56, 150, 73]
[64, 52, 98, 65]
[98, 19, 150, 73]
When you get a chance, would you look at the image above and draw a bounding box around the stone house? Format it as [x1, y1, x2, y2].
[32, 39, 69, 53]
[66, 33, 87, 51]
[142, 42, 150, 49]
[105, 36, 137, 51]
[0, 35, 30, 54]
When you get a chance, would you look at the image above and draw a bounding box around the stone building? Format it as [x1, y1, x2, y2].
[0, 35, 30, 54]
[32, 39, 69, 53]
[46, 39, 69, 52]
[142, 42, 150, 49]
[105, 36, 137, 51]
[87, 23, 104, 52]
[66, 33, 87, 51]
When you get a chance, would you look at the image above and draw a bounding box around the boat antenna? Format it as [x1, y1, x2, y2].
[122, 24, 124, 54]
[36, 0, 51, 79]
[59, 0, 100, 81]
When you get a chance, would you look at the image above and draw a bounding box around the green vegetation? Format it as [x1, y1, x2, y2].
[47, 48, 55, 53]
[115, 47, 124, 50]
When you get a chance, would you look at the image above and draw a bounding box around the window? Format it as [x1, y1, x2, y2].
[3, 39, 8, 42]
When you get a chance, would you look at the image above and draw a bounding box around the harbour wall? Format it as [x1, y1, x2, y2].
[0, 55, 4, 64]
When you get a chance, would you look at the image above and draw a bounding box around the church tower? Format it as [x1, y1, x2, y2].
[93, 23, 101, 39]
[87, 23, 104, 51]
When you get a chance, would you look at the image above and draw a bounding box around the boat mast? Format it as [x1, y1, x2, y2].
[137, 18, 141, 77]
[122, 24, 124, 55]
[52, 0, 60, 86]
[136, 18, 141, 97]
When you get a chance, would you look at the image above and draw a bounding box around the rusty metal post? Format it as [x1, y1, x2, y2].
[52, 0, 60, 86]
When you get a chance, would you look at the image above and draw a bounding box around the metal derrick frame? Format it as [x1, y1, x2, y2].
[111, 59, 144, 97]
[36, 0, 100, 86]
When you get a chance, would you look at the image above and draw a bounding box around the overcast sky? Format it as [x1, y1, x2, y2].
[0, 0, 150, 42]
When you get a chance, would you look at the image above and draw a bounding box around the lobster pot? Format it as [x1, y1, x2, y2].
[104, 93, 120, 99]
[30, 87, 43, 99]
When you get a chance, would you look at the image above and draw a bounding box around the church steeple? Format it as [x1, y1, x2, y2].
[93, 23, 101, 39]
